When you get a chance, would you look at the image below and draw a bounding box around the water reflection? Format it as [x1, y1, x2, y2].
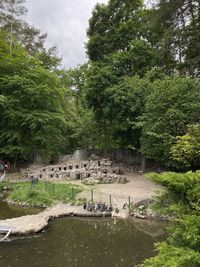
[0, 217, 166, 267]
[0, 201, 40, 220]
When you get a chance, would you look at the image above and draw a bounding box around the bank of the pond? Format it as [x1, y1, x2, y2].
[0, 204, 112, 235]
[0, 201, 170, 236]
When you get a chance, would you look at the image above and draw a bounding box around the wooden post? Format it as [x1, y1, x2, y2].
[91, 188, 94, 202]
[128, 196, 131, 213]
[109, 194, 112, 206]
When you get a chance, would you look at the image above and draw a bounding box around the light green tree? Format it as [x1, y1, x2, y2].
[171, 124, 200, 170]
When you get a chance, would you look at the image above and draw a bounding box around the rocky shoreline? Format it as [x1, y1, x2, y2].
[0, 204, 112, 235]
[129, 198, 173, 221]
[0, 196, 172, 237]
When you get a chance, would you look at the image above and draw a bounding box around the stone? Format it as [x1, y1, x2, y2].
[138, 205, 145, 210]
[26, 158, 127, 185]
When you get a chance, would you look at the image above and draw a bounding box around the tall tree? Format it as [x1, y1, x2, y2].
[0, 0, 60, 67]
[150, 0, 200, 76]
[86, 0, 159, 152]
[0, 33, 72, 166]
[0, 0, 27, 56]
[87, 0, 144, 61]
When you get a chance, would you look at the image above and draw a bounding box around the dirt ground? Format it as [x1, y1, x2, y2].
[74, 172, 162, 209]
[5, 171, 162, 209]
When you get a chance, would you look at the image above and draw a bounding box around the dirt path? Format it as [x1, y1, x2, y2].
[75, 173, 162, 209]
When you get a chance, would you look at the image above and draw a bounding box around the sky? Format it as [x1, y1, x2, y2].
[26, 0, 109, 69]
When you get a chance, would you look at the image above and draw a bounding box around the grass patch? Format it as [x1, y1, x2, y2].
[5, 181, 82, 207]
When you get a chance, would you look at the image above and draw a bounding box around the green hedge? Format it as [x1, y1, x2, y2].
[140, 171, 200, 267]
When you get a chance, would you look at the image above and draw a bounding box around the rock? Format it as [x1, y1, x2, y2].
[133, 198, 154, 209]
[133, 212, 147, 219]
[138, 205, 145, 210]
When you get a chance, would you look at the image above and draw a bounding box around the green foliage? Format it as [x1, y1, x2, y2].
[146, 171, 200, 211]
[106, 39, 158, 78]
[85, 0, 160, 152]
[141, 242, 200, 267]
[141, 172, 200, 267]
[8, 181, 82, 206]
[171, 124, 200, 170]
[169, 215, 200, 251]
[141, 77, 200, 167]
[63, 65, 102, 150]
[85, 0, 200, 160]
[0, 32, 73, 164]
[150, 0, 200, 77]
[87, 0, 143, 61]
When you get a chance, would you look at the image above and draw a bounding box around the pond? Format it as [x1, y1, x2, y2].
[0, 202, 166, 267]
[0, 200, 40, 220]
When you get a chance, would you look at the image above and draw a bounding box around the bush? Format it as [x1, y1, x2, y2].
[140, 171, 200, 267]
[141, 243, 200, 267]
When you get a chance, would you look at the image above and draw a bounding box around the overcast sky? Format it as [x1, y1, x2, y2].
[26, 0, 108, 69]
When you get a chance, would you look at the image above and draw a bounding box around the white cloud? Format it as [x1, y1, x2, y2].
[25, 0, 108, 69]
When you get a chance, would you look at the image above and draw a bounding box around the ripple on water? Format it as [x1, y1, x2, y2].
[0, 211, 166, 267]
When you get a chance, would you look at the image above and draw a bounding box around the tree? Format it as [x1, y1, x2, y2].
[0, 33, 72, 166]
[37, 45, 62, 70]
[0, 0, 61, 67]
[87, 0, 144, 61]
[17, 22, 47, 55]
[171, 124, 200, 170]
[85, 0, 160, 152]
[103, 76, 149, 149]
[106, 39, 158, 78]
[0, 0, 27, 56]
[150, 0, 200, 76]
[141, 77, 200, 167]
[66, 64, 89, 106]
[85, 62, 118, 152]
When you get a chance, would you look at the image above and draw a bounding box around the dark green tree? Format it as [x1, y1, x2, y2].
[141, 77, 200, 167]
[0, 33, 72, 167]
[86, 0, 159, 152]
[150, 0, 200, 76]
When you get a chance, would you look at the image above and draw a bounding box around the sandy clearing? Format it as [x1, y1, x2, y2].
[75, 172, 162, 208]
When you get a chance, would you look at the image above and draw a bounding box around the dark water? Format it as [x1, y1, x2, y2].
[0, 201, 40, 220]
[0, 202, 166, 267]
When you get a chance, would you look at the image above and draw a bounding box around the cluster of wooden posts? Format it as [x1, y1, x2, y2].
[89, 188, 132, 213]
